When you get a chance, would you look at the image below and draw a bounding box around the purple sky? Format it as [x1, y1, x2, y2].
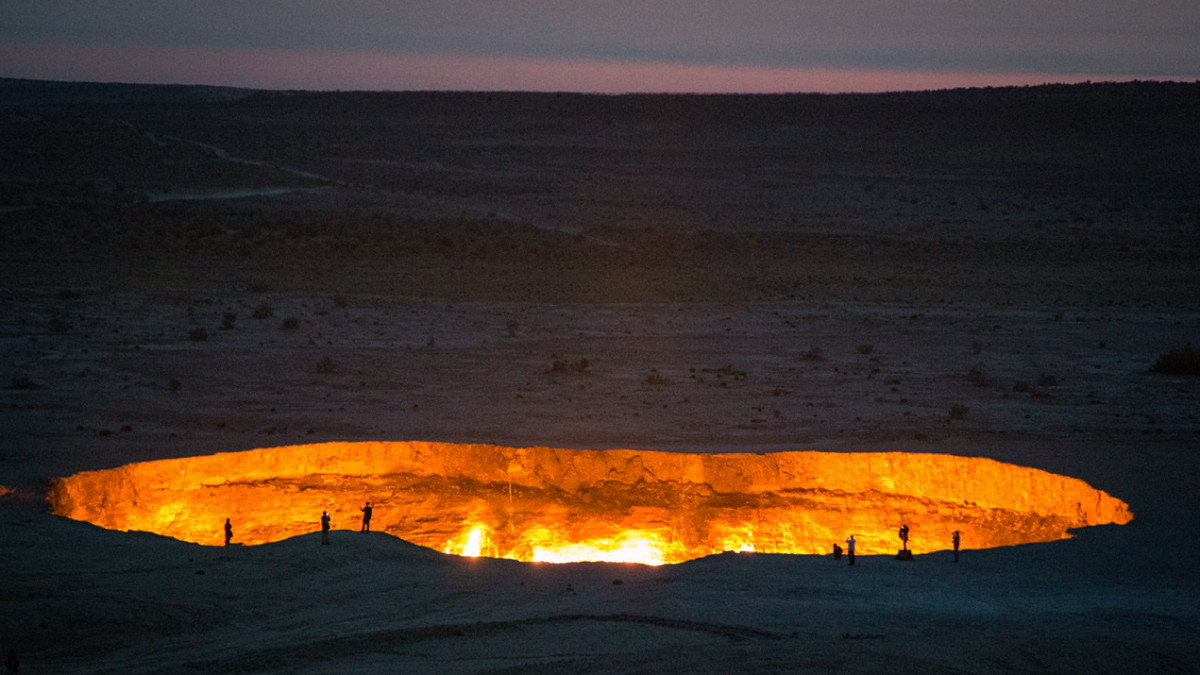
[1, 1, 1197, 93]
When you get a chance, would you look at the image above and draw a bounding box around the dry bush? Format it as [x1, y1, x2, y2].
[702, 364, 747, 380]
[1036, 373, 1060, 387]
[1151, 344, 1200, 375]
[251, 302, 273, 320]
[549, 357, 590, 374]
[9, 376, 38, 390]
[967, 367, 988, 387]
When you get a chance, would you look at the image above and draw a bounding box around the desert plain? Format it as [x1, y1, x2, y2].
[2, 79, 1199, 673]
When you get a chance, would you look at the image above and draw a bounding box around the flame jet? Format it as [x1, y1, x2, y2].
[50, 441, 1132, 565]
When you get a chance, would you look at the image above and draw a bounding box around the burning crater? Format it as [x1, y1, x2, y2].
[49, 442, 1132, 565]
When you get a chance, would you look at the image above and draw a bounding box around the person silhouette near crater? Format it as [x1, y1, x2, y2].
[360, 502, 373, 532]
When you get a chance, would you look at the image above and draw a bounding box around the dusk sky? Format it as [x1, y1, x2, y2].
[1, 1, 1197, 93]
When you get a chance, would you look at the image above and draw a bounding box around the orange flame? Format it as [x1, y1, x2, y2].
[48, 441, 1133, 564]
[445, 523, 493, 558]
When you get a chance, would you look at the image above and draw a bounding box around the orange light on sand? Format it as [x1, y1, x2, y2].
[48, 441, 1133, 565]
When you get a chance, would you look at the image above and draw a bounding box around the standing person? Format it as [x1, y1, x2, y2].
[898, 524, 909, 552]
[224, 518, 233, 546]
[845, 535, 856, 566]
[321, 510, 331, 546]
[952, 530, 961, 563]
[833, 543, 842, 560]
[360, 502, 373, 532]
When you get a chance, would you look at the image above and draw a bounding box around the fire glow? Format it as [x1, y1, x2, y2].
[48, 442, 1132, 565]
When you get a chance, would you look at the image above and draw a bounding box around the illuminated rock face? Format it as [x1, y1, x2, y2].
[49, 442, 1132, 565]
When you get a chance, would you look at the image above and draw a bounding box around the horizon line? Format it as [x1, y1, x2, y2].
[7, 76, 1197, 100]
[1, 41, 1194, 96]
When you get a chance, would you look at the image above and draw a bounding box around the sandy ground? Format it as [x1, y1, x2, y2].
[3, 513, 1197, 675]
[3, 287, 1198, 673]
[2, 82, 1200, 672]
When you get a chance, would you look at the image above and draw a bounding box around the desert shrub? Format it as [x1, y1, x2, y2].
[646, 369, 669, 385]
[967, 367, 988, 387]
[1150, 344, 1200, 375]
[221, 312, 237, 330]
[506, 319, 520, 337]
[188, 327, 208, 342]
[251, 302, 273, 320]
[1036, 373, 1060, 387]
[801, 347, 823, 362]
[333, 294, 350, 309]
[948, 404, 970, 421]
[280, 317, 301, 331]
[169, 378, 181, 392]
[856, 344, 874, 355]
[549, 357, 590, 374]
[314, 356, 337, 374]
[702, 364, 747, 380]
[9, 375, 37, 390]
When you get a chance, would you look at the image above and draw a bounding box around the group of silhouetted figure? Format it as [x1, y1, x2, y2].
[220, 509, 964, 562]
[831, 526, 962, 565]
[320, 501, 374, 544]
[222, 502, 374, 547]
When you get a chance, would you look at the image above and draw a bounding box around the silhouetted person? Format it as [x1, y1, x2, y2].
[898, 524, 909, 552]
[224, 518, 233, 546]
[321, 510, 331, 545]
[952, 530, 961, 563]
[6, 649, 18, 674]
[833, 543, 842, 560]
[360, 502, 373, 532]
[845, 535, 856, 566]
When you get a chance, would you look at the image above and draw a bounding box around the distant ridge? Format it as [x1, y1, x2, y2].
[3, 77, 1197, 109]
[0, 78, 261, 106]
[217, 80, 1200, 140]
